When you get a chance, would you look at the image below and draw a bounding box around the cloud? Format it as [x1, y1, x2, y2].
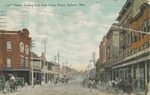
[90, 3, 102, 12]
[105, 13, 118, 19]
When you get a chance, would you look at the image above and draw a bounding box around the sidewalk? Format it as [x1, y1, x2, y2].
[97, 85, 145, 95]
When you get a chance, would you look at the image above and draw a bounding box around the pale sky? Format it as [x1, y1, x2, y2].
[0, 0, 126, 71]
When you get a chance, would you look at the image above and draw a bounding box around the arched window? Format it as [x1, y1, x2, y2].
[20, 42, 24, 53]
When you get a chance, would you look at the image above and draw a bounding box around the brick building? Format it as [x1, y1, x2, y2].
[98, 0, 150, 92]
[0, 28, 31, 84]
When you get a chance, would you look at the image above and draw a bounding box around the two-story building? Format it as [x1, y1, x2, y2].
[31, 52, 59, 84]
[0, 28, 31, 84]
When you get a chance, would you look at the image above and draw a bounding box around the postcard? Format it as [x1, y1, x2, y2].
[0, 0, 149, 95]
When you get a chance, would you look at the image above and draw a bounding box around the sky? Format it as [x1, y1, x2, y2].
[0, 0, 126, 71]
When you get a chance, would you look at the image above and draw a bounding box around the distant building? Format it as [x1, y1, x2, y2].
[31, 52, 42, 85]
[0, 28, 31, 84]
[105, 23, 119, 80]
[31, 52, 59, 85]
[99, 36, 107, 81]
[50, 61, 59, 80]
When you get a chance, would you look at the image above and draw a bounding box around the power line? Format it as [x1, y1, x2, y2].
[112, 25, 150, 34]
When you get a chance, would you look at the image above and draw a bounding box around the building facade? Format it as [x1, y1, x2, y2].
[98, 0, 150, 92]
[99, 36, 107, 81]
[31, 52, 59, 85]
[0, 28, 31, 84]
[113, 0, 150, 91]
[105, 23, 120, 81]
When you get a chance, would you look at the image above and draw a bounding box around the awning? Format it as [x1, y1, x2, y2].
[112, 55, 150, 69]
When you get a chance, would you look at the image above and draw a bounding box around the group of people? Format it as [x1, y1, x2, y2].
[106, 76, 133, 94]
[54, 77, 69, 84]
[83, 78, 99, 89]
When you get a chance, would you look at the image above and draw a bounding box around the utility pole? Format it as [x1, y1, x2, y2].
[66, 61, 68, 77]
[42, 38, 47, 84]
[30, 40, 35, 88]
[70, 65, 72, 77]
[92, 52, 96, 64]
[58, 52, 60, 78]
[63, 63, 64, 76]
[42, 38, 47, 57]
[54, 56, 57, 62]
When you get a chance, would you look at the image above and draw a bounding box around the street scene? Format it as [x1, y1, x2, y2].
[0, 0, 150, 95]
[0, 76, 139, 95]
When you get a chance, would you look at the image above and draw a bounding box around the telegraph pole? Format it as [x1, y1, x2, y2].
[42, 38, 47, 57]
[30, 40, 35, 88]
[42, 38, 47, 84]
[70, 65, 72, 77]
[66, 61, 68, 77]
[63, 63, 64, 76]
[58, 52, 60, 78]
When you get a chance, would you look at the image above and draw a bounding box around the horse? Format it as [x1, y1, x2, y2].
[3, 80, 17, 93]
[119, 79, 132, 94]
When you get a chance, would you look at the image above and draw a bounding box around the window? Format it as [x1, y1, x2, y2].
[25, 58, 28, 67]
[7, 41, 11, 50]
[20, 42, 24, 53]
[20, 57, 24, 66]
[148, 18, 150, 32]
[134, 32, 137, 42]
[142, 20, 147, 38]
[25, 45, 29, 54]
[143, 20, 147, 32]
[7, 56, 11, 68]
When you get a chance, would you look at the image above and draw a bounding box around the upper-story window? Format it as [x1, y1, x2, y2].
[143, 20, 147, 32]
[142, 20, 147, 38]
[20, 56, 24, 67]
[25, 58, 28, 67]
[7, 55, 11, 68]
[148, 18, 150, 32]
[7, 41, 11, 51]
[20, 42, 24, 53]
[25, 45, 29, 55]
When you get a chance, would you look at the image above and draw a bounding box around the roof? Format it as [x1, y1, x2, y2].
[39, 52, 47, 61]
[50, 61, 59, 66]
[116, 0, 132, 21]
